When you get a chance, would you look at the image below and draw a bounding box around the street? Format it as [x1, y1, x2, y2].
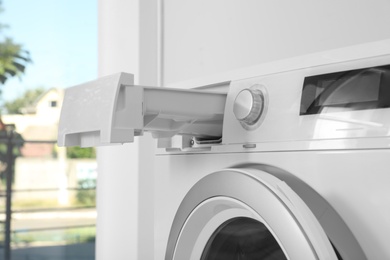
[10, 208, 96, 231]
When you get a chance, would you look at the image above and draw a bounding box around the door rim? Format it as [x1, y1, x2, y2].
[173, 196, 289, 259]
[166, 168, 338, 260]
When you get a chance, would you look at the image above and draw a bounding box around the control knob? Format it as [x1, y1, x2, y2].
[233, 88, 265, 127]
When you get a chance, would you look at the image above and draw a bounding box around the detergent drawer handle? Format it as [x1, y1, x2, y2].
[57, 72, 227, 147]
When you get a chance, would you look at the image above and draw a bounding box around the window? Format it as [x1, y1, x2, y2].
[50, 100, 58, 107]
[300, 65, 390, 115]
[1, 1, 97, 259]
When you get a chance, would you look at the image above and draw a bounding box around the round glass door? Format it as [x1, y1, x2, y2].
[166, 169, 340, 260]
[201, 217, 287, 260]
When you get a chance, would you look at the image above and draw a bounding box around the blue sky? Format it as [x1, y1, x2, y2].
[1, 0, 97, 102]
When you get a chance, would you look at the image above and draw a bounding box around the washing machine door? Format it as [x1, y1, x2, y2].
[166, 168, 339, 260]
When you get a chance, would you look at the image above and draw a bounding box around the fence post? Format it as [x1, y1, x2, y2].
[4, 129, 15, 260]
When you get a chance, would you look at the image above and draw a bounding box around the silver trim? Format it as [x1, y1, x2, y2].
[165, 168, 341, 260]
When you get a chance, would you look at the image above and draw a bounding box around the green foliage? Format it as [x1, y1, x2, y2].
[3, 88, 45, 114]
[0, 38, 31, 84]
[0, 130, 24, 183]
[67, 146, 96, 159]
[76, 179, 96, 206]
[12, 226, 96, 246]
[0, 1, 32, 85]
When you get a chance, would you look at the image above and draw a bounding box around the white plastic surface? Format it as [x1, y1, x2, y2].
[58, 73, 136, 147]
[169, 169, 338, 260]
[222, 44, 390, 149]
[58, 72, 227, 147]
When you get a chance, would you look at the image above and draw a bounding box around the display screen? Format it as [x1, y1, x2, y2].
[300, 64, 390, 115]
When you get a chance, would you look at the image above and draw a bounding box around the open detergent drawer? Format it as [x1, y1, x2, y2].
[57, 72, 227, 147]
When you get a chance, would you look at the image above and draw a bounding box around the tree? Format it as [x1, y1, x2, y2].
[0, 1, 31, 86]
[66, 146, 96, 159]
[3, 88, 45, 114]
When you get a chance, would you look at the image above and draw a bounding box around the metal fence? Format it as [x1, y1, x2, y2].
[0, 126, 96, 260]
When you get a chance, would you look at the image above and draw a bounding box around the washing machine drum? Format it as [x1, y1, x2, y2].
[201, 217, 286, 259]
[165, 168, 339, 260]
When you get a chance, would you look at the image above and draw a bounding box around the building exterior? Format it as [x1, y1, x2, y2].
[2, 88, 64, 157]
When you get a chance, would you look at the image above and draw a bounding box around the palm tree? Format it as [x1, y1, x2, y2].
[0, 1, 31, 85]
[0, 38, 31, 84]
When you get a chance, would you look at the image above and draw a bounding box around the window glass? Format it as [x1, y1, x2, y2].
[300, 65, 390, 115]
[201, 217, 287, 260]
[50, 100, 58, 107]
[0, 1, 97, 260]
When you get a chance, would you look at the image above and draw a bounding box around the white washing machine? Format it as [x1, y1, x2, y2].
[59, 41, 390, 259]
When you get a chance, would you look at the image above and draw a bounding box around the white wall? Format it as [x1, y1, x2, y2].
[163, 0, 390, 86]
[97, 0, 139, 259]
[138, 1, 159, 259]
[97, 0, 157, 259]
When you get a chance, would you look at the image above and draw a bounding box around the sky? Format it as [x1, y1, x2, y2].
[1, 0, 97, 103]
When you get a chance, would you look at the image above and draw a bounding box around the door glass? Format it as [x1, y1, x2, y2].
[201, 217, 287, 260]
[300, 65, 390, 115]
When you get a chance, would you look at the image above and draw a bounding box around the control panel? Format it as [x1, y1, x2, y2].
[58, 40, 390, 151]
[222, 54, 390, 150]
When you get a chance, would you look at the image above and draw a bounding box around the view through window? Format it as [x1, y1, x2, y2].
[0, 1, 97, 259]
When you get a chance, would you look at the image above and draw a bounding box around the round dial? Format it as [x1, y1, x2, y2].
[233, 88, 265, 127]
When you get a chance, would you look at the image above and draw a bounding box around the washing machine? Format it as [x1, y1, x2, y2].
[58, 41, 390, 259]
